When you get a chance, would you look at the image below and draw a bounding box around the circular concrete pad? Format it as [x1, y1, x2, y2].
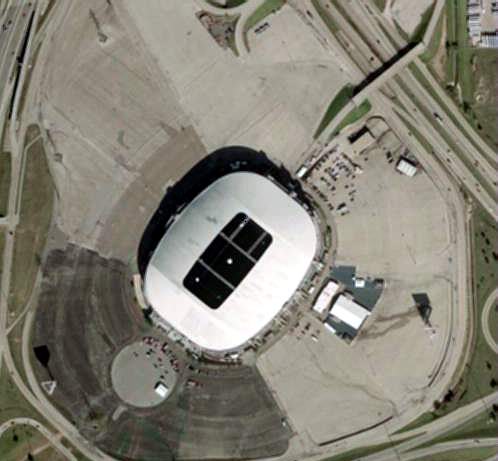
[111, 339, 177, 407]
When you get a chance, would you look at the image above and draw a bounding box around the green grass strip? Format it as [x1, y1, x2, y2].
[314, 85, 354, 138]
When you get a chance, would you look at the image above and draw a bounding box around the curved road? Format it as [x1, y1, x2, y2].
[0, 417, 76, 460]
[481, 288, 498, 353]
[198, 0, 267, 58]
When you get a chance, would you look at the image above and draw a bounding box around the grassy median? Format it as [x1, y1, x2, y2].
[333, 99, 371, 135]
[244, 0, 286, 33]
[0, 151, 11, 217]
[8, 125, 54, 322]
[314, 85, 354, 138]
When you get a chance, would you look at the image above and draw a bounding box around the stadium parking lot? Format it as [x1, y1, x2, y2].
[31, 244, 291, 460]
[258, 117, 455, 444]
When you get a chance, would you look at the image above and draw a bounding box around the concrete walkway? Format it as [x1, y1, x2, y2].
[481, 288, 498, 353]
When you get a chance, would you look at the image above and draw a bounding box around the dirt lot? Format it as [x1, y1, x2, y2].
[32, 244, 290, 460]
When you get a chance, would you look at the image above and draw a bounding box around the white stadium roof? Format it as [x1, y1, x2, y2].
[144, 172, 317, 351]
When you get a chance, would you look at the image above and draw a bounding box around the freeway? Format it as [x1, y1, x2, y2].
[411, 57, 497, 167]
[0, 417, 77, 460]
[370, 439, 498, 461]
[387, 74, 497, 219]
[362, 0, 496, 161]
[362, 391, 498, 461]
[0, 0, 33, 127]
[358, 0, 497, 167]
[308, 0, 497, 219]
[349, 0, 498, 204]
[397, 67, 497, 182]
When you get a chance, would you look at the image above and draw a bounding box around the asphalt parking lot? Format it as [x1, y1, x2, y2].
[32, 243, 290, 460]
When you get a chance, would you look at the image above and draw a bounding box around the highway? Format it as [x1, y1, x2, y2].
[0, 0, 33, 128]
[308, 0, 497, 220]
[369, 438, 498, 461]
[349, 0, 498, 211]
[359, 0, 497, 169]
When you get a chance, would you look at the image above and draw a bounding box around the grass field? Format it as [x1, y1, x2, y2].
[0, 151, 11, 217]
[333, 99, 372, 135]
[0, 424, 47, 461]
[314, 85, 354, 138]
[470, 50, 498, 150]
[244, 0, 286, 33]
[0, 365, 46, 426]
[434, 0, 498, 150]
[31, 447, 67, 461]
[8, 125, 54, 323]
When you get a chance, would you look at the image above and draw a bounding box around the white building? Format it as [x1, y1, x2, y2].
[154, 382, 169, 398]
[312, 280, 340, 315]
[144, 172, 318, 352]
[396, 157, 418, 177]
[481, 32, 498, 47]
[329, 295, 370, 331]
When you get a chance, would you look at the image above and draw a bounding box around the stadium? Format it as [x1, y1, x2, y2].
[142, 151, 319, 353]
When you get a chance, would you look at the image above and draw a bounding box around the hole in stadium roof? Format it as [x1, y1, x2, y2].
[183, 212, 273, 309]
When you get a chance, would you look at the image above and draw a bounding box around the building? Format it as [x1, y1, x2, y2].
[467, 0, 482, 43]
[481, 32, 498, 47]
[396, 157, 418, 177]
[351, 129, 375, 155]
[312, 280, 340, 316]
[154, 382, 169, 398]
[144, 172, 318, 352]
[325, 294, 370, 341]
